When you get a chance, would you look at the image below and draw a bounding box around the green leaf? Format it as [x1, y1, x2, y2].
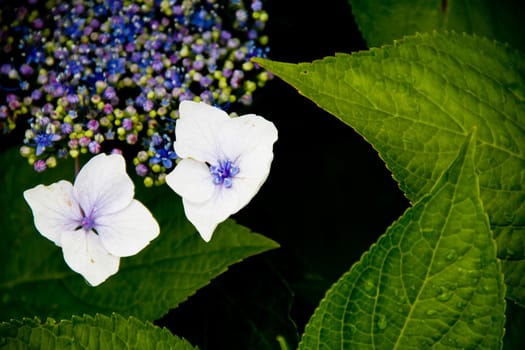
[253, 31, 525, 305]
[349, 0, 525, 51]
[0, 147, 279, 321]
[298, 131, 505, 349]
[0, 313, 197, 349]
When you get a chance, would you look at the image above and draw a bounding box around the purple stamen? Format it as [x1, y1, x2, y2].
[210, 160, 239, 188]
[80, 213, 96, 231]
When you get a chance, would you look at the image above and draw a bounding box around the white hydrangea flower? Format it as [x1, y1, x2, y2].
[23, 153, 160, 286]
[166, 101, 278, 242]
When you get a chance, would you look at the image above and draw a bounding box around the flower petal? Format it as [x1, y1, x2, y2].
[183, 114, 276, 240]
[61, 230, 120, 286]
[229, 144, 275, 207]
[214, 113, 277, 212]
[169, 103, 278, 241]
[217, 114, 278, 160]
[181, 190, 237, 242]
[182, 148, 274, 242]
[165, 158, 215, 203]
[174, 101, 230, 162]
[73, 153, 134, 216]
[23, 180, 82, 245]
[96, 200, 160, 257]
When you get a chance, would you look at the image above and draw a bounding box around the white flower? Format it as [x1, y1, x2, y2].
[166, 101, 278, 242]
[23, 153, 160, 286]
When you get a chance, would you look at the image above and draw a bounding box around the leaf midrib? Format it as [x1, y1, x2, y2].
[393, 187, 454, 350]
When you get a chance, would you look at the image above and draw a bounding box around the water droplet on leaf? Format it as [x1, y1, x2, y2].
[456, 301, 466, 310]
[444, 336, 458, 347]
[445, 249, 457, 261]
[376, 314, 387, 330]
[426, 309, 437, 316]
[364, 280, 375, 292]
[505, 248, 516, 258]
[436, 287, 453, 302]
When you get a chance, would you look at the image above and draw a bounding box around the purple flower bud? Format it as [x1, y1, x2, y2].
[103, 103, 113, 114]
[88, 141, 101, 154]
[252, 1, 263, 11]
[68, 139, 79, 149]
[126, 133, 138, 144]
[143, 99, 154, 112]
[8, 99, 21, 110]
[103, 86, 117, 100]
[173, 5, 183, 15]
[248, 29, 258, 40]
[61, 122, 73, 134]
[193, 60, 205, 71]
[83, 25, 93, 37]
[0, 105, 8, 118]
[0, 64, 12, 75]
[122, 118, 133, 131]
[31, 90, 42, 101]
[135, 163, 149, 176]
[20, 64, 34, 76]
[38, 117, 50, 127]
[192, 42, 205, 54]
[67, 94, 80, 105]
[234, 50, 245, 61]
[91, 18, 100, 28]
[151, 133, 162, 146]
[34, 160, 47, 172]
[42, 103, 54, 114]
[79, 136, 91, 147]
[200, 76, 213, 88]
[220, 31, 232, 41]
[236, 9, 248, 22]
[152, 60, 163, 72]
[87, 119, 100, 131]
[125, 43, 136, 52]
[6, 94, 18, 103]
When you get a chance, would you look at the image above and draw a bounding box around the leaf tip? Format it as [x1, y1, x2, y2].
[251, 57, 268, 66]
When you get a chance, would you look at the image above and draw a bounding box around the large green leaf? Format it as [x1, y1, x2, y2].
[253, 31, 525, 305]
[0, 313, 196, 349]
[349, 0, 525, 51]
[298, 131, 506, 349]
[0, 147, 279, 321]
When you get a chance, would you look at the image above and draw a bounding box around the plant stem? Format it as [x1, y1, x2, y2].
[74, 157, 80, 176]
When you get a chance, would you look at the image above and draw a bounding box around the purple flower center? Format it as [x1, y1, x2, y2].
[210, 160, 239, 188]
[80, 211, 96, 231]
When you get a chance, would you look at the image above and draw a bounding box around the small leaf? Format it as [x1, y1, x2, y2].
[348, 0, 525, 51]
[0, 313, 197, 349]
[254, 31, 525, 304]
[298, 131, 505, 349]
[0, 147, 279, 321]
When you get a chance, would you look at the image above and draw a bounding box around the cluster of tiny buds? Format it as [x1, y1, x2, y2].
[0, 0, 271, 186]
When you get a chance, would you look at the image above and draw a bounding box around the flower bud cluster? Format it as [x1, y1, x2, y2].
[0, 0, 271, 185]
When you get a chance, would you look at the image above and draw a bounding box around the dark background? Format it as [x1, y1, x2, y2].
[3, 0, 523, 348]
[157, 0, 410, 348]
